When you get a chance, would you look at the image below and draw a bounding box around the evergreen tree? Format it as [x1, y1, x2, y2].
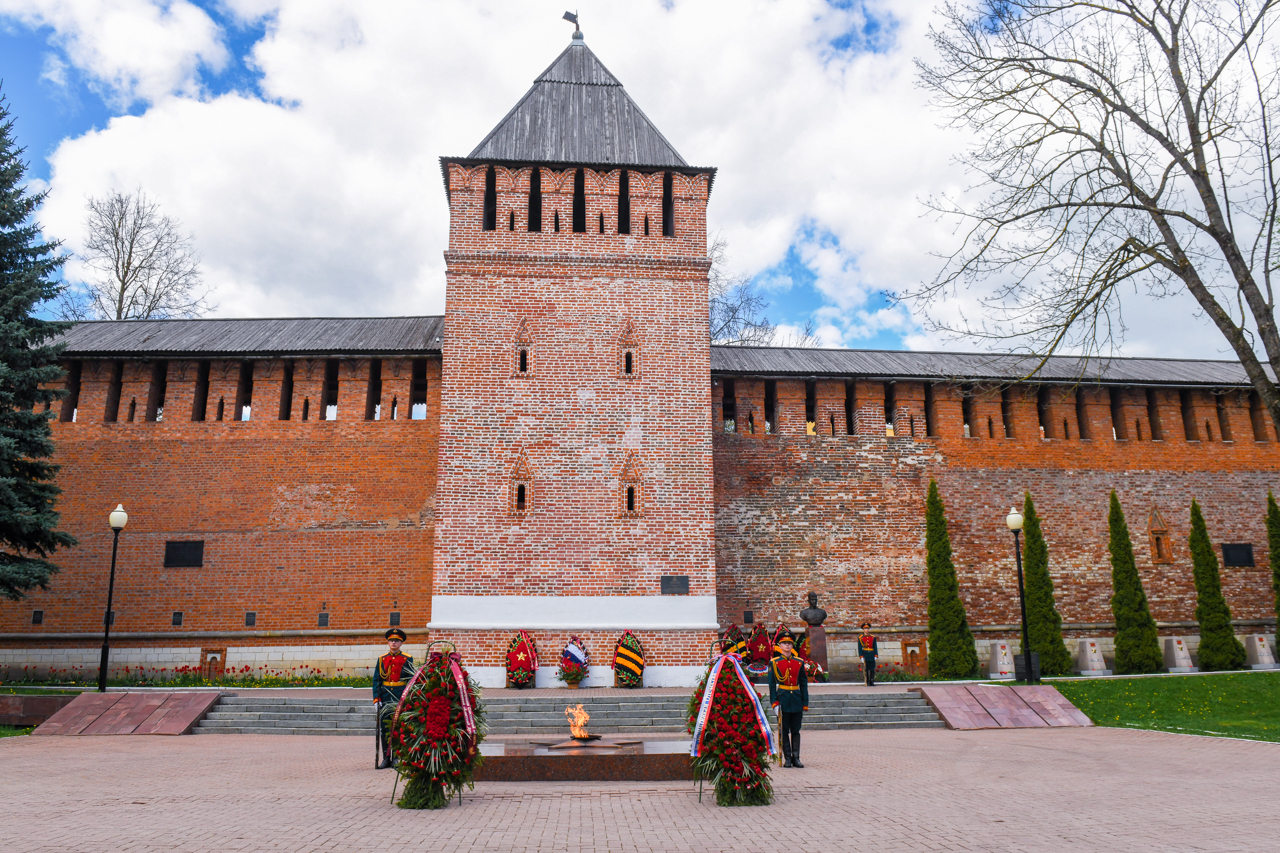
[925, 480, 979, 678]
[1268, 491, 1280, 643]
[0, 91, 76, 600]
[1019, 493, 1073, 675]
[1107, 491, 1162, 674]
[1188, 500, 1246, 671]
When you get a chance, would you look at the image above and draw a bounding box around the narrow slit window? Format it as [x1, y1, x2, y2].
[617, 169, 630, 234]
[192, 361, 210, 422]
[410, 359, 428, 420]
[235, 360, 254, 421]
[59, 360, 81, 423]
[624, 351, 633, 374]
[1249, 391, 1269, 440]
[722, 379, 736, 433]
[518, 349, 529, 373]
[1001, 387, 1015, 437]
[626, 485, 636, 513]
[482, 166, 496, 230]
[764, 381, 777, 434]
[1146, 389, 1163, 439]
[572, 168, 586, 232]
[216, 397, 225, 422]
[661, 171, 675, 237]
[1179, 390, 1199, 440]
[923, 382, 936, 436]
[127, 398, 137, 422]
[1062, 418, 1070, 440]
[987, 416, 995, 439]
[516, 483, 528, 513]
[1205, 419, 1213, 442]
[1036, 387, 1053, 438]
[320, 359, 339, 420]
[1216, 394, 1233, 441]
[961, 385, 974, 438]
[364, 359, 383, 421]
[1075, 388, 1091, 439]
[390, 396, 398, 420]
[845, 381, 856, 435]
[598, 212, 604, 234]
[805, 380, 816, 435]
[644, 215, 650, 236]
[278, 361, 294, 421]
[145, 361, 167, 422]
[1110, 388, 1128, 439]
[884, 382, 896, 436]
[509, 210, 515, 231]
[1135, 418, 1143, 441]
[748, 413, 756, 434]
[104, 361, 123, 423]
[554, 210, 560, 232]
[528, 167, 542, 231]
[830, 414, 836, 436]
[301, 398, 310, 421]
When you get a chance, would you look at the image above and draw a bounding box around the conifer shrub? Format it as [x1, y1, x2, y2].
[1107, 491, 1163, 674]
[1188, 500, 1246, 671]
[1020, 493, 1073, 676]
[925, 480, 979, 678]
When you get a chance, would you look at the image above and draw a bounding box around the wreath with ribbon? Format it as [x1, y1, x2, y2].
[612, 631, 645, 688]
[505, 630, 538, 689]
[745, 625, 773, 664]
[686, 648, 777, 807]
[720, 624, 747, 658]
[556, 636, 590, 684]
[390, 643, 486, 809]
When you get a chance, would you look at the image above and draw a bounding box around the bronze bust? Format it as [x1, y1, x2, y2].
[799, 591, 827, 626]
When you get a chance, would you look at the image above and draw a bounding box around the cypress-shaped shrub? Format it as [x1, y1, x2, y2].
[1020, 493, 1073, 676]
[925, 480, 979, 678]
[1107, 491, 1163, 674]
[1188, 500, 1246, 671]
[1268, 491, 1280, 640]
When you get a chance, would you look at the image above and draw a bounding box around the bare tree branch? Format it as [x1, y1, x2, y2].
[57, 190, 213, 321]
[907, 0, 1280, 427]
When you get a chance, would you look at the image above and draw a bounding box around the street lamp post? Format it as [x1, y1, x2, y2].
[97, 504, 129, 693]
[1005, 507, 1037, 684]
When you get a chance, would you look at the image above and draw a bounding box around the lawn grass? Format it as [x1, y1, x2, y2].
[0, 725, 34, 738]
[1054, 670, 1280, 742]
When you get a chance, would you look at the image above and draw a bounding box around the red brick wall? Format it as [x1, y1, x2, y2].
[0, 356, 441, 643]
[432, 163, 716, 602]
[714, 380, 1280, 634]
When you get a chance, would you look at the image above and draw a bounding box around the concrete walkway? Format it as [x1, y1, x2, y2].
[2, 727, 1274, 851]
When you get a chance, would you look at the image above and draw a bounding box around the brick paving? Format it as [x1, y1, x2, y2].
[3, 728, 1275, 852]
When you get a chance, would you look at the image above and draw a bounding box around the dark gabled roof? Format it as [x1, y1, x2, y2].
[710, 345, 1262, 388]
[54, 317, 444, 359]
[464, 32, 689, 169]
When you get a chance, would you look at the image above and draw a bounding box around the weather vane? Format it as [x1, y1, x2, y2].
[563, 10, 579, 35]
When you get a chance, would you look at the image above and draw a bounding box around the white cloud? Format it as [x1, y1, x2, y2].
[16, 0, 1240, 358]
[1, 0, 227, 106]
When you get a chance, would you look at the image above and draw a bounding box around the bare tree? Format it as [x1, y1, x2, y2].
[910, 1, 1280, 426]
[708, 235, 818, 346]
[58, 190, 211, 320]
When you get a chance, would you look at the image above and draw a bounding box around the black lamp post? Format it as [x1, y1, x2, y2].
[1005, 507, 1036, 684]
[97, 503, 129, 693]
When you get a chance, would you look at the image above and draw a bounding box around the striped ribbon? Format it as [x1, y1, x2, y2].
[689, 654, 778, 758]
[448, 656, 477, 736]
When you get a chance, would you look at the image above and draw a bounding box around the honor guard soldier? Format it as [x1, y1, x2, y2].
[373, 628, 416, 769]
[858, 622, 879, 686]
[767, 629, 809, 768]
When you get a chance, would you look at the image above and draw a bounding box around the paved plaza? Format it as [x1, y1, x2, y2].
[3, 727, 1276, 852]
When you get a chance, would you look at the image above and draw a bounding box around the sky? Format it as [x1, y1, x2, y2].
[0, 0, 1239, 358]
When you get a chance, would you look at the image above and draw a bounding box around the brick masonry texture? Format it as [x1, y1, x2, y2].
[3, 158, 1279, 678]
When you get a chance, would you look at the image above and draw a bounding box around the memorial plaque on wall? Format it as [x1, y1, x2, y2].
[659, 575, 689, 595]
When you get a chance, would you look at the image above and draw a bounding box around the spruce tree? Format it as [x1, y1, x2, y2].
[925, 479, 979, 678]
[0, 91, 76, 600]
[1107, 491, 1162, 673]
[1019, 493, 1073, 675]
[1268, 491, 1280, 644]
[1188, 500, 1246, 671]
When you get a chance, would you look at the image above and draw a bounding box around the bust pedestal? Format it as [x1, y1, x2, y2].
[805, 626, 828, 671]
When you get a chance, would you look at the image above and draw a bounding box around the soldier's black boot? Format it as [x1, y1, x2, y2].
[782, 752, 793, 768]
[792, 733, 803, 768]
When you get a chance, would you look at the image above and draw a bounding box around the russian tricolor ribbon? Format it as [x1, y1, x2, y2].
[448, 654, 477, 736]
[689, 654, 778, 758]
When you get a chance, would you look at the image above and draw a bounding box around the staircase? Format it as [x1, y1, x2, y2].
[192, 690, 943, 735]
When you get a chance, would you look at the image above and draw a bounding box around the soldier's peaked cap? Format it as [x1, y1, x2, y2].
[385, 628, 407, 641]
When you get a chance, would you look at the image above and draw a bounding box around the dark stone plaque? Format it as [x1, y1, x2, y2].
[660, 575, 689, 595]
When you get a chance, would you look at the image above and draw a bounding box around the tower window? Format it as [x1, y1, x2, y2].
[1036, 386, 1054, 438]
[364, 359, 383, 421]
[626, 485, 636, 513]
[624, 351, 633, 374]
[192, 361, 210, 422]
[618, 169, 631, 234]
[216, 397, 225, 422]
[279, 360, 294, 421]
[528, 168, 542, 231]
[961, 385, 974, 438]
[572, 168, 586, 232]
[661, 171, 674, 237]
[722, 379, 737, 433]
[923, 383, 936, 437]
[235, 360, 254, 421]
[518, 349, 529, 373]
[883, 382, 895, 436]
[127, 398, 137, 423]
[146, 361, 167, 422]
[515, 482, 528, 513]
[320, 359, 339, 420]
[482, 166, 496, 231]
[301, 397, 310, 422]
[410, 359, 428, 420]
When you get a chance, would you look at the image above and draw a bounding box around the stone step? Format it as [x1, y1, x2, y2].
[193, 691, 944, 734]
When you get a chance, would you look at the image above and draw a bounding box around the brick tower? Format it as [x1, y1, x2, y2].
[429, 28, 719, 686]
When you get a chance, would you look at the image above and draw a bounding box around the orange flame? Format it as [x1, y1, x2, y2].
[565, 704, 590, 738]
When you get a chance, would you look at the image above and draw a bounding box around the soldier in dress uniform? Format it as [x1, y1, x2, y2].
[767, 629, 809, 768]
[372, 627, 416, 769]
[858, 622, 879, 686]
